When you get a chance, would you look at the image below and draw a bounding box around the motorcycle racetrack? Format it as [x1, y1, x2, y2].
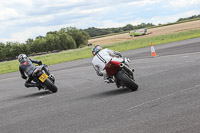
[0, 38, 200, 133]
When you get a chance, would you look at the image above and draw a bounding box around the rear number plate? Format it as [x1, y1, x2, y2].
[39, 73, 48, 82]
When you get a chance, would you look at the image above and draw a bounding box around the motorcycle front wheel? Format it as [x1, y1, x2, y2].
[116, 70, 138, 91]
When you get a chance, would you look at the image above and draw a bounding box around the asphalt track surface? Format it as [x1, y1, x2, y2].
[0, 38, 200, 133]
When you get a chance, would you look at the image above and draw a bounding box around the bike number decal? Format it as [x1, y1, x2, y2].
[39, 73, 48, 82]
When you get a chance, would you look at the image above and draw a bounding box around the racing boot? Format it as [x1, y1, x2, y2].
[25, 81, 42, 90]
[36, 83, 43, 90]
[25, 81, 38, 88]
[104, 77, 114, 83]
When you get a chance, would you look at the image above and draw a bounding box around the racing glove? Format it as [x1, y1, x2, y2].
[38, 61, 42, 65]
[114, 51, 122, 57]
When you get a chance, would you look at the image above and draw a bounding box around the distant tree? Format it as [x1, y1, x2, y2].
[10, 42, 22, 57]
[46, 31, 58, 35]
[123, 24, 134, 31]
[46, 33, 58, 51]
[36, 36, 45, 40]
[20, 43, 31, 55]
[177, 14, 200, 22]
[58, 31, 76, 50]
[64, 27, 90, 48]
[4, 42, 12, 58]
[26, 38, 34, 45]
[31, 38, 47, 53]
[0, 43, 6, 59]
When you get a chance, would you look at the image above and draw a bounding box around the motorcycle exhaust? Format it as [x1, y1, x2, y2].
[120, 63, 133, 75]
[120, 63, 131, 72]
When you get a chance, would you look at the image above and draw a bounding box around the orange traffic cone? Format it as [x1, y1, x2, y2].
[151, 42, 157, 57]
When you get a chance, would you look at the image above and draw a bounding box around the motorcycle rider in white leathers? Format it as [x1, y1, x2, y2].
[92, 45, 130, 83]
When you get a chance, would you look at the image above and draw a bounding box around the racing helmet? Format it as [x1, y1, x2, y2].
[18, 54, 27, 62]
[92, 45, 102, 56]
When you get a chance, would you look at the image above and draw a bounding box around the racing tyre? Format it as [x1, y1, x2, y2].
[44, 78, 58, 93]
[116, 70, 138, 91]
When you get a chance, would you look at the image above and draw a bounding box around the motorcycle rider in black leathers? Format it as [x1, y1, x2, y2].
[18, 54, 53, 89]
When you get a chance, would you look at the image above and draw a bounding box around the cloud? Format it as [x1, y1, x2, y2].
[0, 8, 19, 21]
[1, 25, 66, 43]
[80, 8, 105, 14]
[165, 0, 200, 8]
[6, 9, 197, 43]
[128, 0, 161, 6]
[0, 0, 200, 43]
[99, 20, 127, 28]
[130, 10, 200, 25]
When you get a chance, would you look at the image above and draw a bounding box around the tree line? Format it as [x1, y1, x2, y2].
[83, 14, 200, 38]
[83, 23, 155, 37]
[177, 14, 200, 22]
[0, 27, 90, 60]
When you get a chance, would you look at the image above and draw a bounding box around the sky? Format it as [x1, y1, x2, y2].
[0, 0, 200, 43]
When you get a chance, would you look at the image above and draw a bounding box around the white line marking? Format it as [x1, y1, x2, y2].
[128, 85, 200, 111]
[0, 76, 19, 82]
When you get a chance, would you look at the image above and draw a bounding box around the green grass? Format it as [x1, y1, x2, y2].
[1, 29, 200, 75]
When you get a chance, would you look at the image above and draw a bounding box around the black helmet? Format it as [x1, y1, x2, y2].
[18, 54, 27, 62]
[92, 45, 102, 56]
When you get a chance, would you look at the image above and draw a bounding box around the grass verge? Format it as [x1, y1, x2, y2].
[1, 29, 200, 75]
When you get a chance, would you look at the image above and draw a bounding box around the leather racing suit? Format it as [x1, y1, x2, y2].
[92, 48, 129, 82]
[19, 58, 50, 88]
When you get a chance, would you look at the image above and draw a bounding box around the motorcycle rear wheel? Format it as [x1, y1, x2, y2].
[43, 78, 58, 93]
[116, 70, 138, 91]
